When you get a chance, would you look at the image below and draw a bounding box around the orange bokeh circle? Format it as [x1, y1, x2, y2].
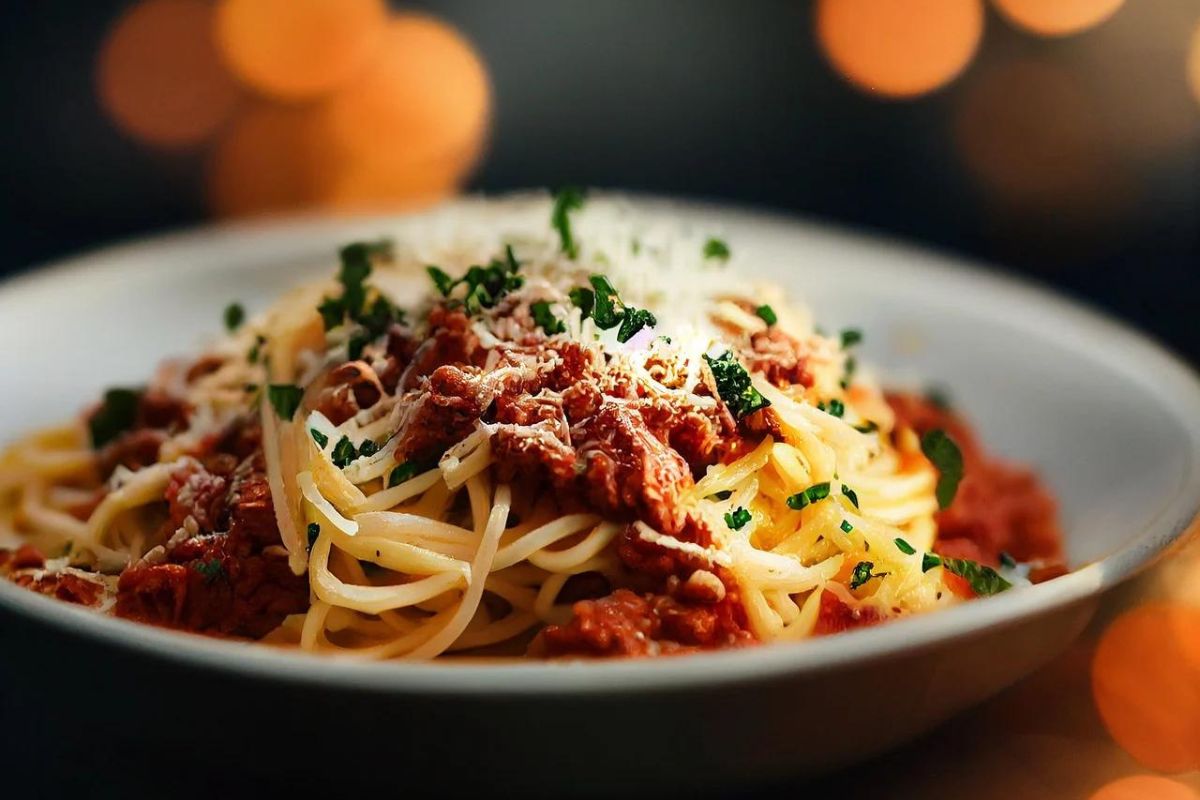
[207, 102, 335, 218]
[992, 0, 1125, 37]
[97, 0, 241, 148]
[1091, 602, 1200, 773]
[319, 13, 490, 170]
[1089, 775, 1198, 800]
[816, 0, 984, 98]
[215, 0, 388, 101]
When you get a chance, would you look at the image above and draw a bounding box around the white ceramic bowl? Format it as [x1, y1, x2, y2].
[2, 197, 1198, 795]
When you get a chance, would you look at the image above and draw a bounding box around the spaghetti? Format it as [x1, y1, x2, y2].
[0, 194, 1064, 658]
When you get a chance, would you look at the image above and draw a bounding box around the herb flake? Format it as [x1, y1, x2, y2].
[267, 384, 304, 420]
[921, 429, 964, 509]
[724, 507, 752, 530]
[703, 351, 770, 420]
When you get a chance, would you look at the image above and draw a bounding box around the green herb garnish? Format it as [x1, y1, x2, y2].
[531, 300, 566, 335]
[247, 335, 265, 364]
[358, 440, 379, 459]
[266, 384, 304, 420]
[588, 275, 624, 329]
[921, 429, 964, 510]
[388, 461, 422, 488]
[88, 387, 141, 449]
[616, 307, 657, 343]
[785, 481, 832, 510]
[703, 351, 770, 420]
[347, 333, 368, 361]
[223, 302, 245, 332]
[755, 305, 777, 326]
[724, 507, 752, 530]
[568, 286, 594, 318]
[1000, 552, 1017, 569]
[707, 490, 733, 502]
[894, 538, 916, 555]
[922, 553, 943, 573]
[331, 436, 357, 468]
[306, 522, 320, 551]
[826, 398, 845, 418]
[310, 428, 329, 449]
[703, 237, 730, 262]
[854, 420, 879, 434]
[840, 519, 854, 533]
[551, 187, 585, 258]
[849, 560, 886, 590]
[938, 556, 1012, 596]
[841, 328, 863, 348]
[194, 558, 224, 583]
[841, 484, 859, 509]
[841, 356, 857, 390]
[427, 266, 456, 296]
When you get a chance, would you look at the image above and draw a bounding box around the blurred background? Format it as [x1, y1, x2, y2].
[1, 1, 1198, 797]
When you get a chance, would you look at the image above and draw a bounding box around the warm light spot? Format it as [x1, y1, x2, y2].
[319, 13, 490, 170]
[1091, 603, 1200, 773]
[215, 0, 387, 101]
[97, 0, 241, 148]
[319, 146, 474, 213]
[1189, 21, 1200, 107]
[816, 0, 984, 98]
[954, 59, 1129, 224]
[207, 103, 336, 218]
[1089, 775, 1198, 800]
[992, 0, 1126, 37]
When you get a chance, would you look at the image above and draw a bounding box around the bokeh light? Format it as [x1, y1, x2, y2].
[215, 0, 388, 101]
[207, 102, 334, 217]
[97, 0, 241, 149]
[1189, 20, 1200, 107]
[313, 13, 490, 211]
[816, 0, 985, 98]
[1091, 602, 1200, 773]
[1089, 775, 1199, 800]
[991, 0, 1126, 37]
[953, 58, 1130, 227]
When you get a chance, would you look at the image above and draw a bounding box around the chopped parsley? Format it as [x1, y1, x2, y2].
[703, 237, 730, 262]
[840, 328, 863, 348]
[921, 429, 964, 509]
[785, 481, 832, 510]
[1000, 552, 1017, 569]
[247, 335, 265, 364]
[530, 300, 565, 335]
[936, 556, 1013, 596]
[194, 558, 224, 583]
[849, 560, 886, 590]
[840, 355, 857, 390]
[922, 553, 943, 573]
[223, 302, 245, 331]
[310, 428, 329, 449]
[425, 253, 524, 316]
[427, 266, 456, 296]
[306, 522, 320, 551]
[587, 275, 623, 329]
[840, 519, 854, 533]
[616, 307, 657, 343]
[841, 484, 859, 509]
[347, 333, 369, 361]
[568, 286, 594, 318]
[703, 351, 770, 419]
[331, 436, 358, 468]
[818, 398, 845, 418]
[317, 239, 395, 332]
[551, 187, 585, 258]
[358, 439, 379, 459]
[724, 507, 752, 530]
[755, 304, 777, 326]
[894, 538, 916, 555]
[388, 461, 422, 488]
[854, 420, 879, 434]
[267, 384, 304, 420]
[88, 387, 141, 448]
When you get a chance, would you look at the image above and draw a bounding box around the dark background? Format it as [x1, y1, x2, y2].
[2, 0, 1197, 363]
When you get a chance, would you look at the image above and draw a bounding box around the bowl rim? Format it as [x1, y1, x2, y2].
[2, 194, 1198, 696]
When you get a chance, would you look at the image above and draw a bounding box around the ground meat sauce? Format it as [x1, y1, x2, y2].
[115, 422, 308, 638]
[887, 392, 1064, 570]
